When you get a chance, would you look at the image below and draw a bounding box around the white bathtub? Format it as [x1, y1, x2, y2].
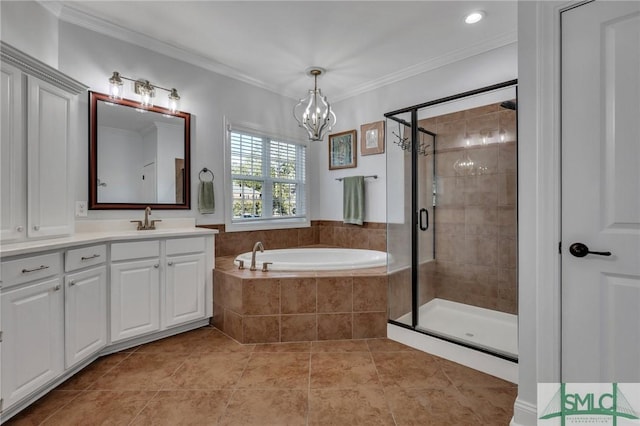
[234, 248, 387, 271]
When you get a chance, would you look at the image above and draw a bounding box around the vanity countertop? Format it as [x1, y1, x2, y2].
[1, 220, 217, 258]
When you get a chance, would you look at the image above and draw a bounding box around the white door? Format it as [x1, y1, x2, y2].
[110, 259, 160, 343]
[141, 162, 157, 203]
[27, 76, 74, 239]
[164, 253, 205, 328]
[1, 278, 64, 409]
[65, 266, 107, 368]
[562, 1, 640, 382]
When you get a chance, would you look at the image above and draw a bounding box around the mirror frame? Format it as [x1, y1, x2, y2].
[88, 91, 191, 210]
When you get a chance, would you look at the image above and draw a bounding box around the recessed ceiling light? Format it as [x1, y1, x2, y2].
[465, 11, 485, 24]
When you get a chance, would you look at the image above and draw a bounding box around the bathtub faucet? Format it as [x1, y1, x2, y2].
[250, 241, 265, 271]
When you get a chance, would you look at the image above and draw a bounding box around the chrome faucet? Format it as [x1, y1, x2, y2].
[131, 206, 161, 230]
[250, 241, 264, 271]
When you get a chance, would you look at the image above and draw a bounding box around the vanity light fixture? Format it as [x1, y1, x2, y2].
[293, 67, 336, 141]
[108, 71, 181, 113]
[465, 11, 485, 24]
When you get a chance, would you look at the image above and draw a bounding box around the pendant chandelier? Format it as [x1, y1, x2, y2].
[293, 68, 336, 141]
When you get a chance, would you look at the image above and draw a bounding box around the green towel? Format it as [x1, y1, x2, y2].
[198, 181, 215, 214]
[343, 176, 364, 225]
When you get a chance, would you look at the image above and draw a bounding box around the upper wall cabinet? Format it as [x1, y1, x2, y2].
[0, 42, 87, 243]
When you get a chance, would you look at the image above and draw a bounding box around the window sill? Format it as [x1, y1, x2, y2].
[224, 217, 310, 233]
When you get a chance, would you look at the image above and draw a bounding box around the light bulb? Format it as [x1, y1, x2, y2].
[168, 88, 180, 113]
[108, 71, 123, 99]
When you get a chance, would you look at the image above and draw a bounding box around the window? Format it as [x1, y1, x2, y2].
[225, 124, 308, 231]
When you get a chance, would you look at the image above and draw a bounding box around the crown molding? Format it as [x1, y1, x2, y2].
[329, 31, 518, 103]
[0, 41, 87, 94]
[57, 3, 284, 97]
[56, 3, 516, 102]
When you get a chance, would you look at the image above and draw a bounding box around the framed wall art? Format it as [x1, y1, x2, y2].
[360, 121, 385, 155]
[328, 129, 357, 170]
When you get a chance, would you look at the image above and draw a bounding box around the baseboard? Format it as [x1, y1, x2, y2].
[510, 397, 538, 426]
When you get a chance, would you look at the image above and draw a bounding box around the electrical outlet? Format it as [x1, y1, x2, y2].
[75, 201, 87, 217]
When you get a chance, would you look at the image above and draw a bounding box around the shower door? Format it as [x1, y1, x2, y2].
[385, 80, 519, 361]
[385, 111, 435, 328]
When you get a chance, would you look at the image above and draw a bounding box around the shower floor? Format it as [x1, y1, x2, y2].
[396, 298, 518, 359]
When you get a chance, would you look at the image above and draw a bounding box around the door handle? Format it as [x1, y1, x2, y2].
[569, 242, 612, 258]
[419, 208, 429, 231]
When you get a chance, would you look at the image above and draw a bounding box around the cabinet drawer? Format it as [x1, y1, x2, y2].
[65, 244, 107, 272]
[111, 240, 160, 261]
[166, 237, 205, 256]
[1, 252, 62, 288]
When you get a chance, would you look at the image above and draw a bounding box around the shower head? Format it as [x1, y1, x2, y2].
[500, 100, 517, 110]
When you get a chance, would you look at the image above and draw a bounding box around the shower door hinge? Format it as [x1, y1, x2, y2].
[0, 330, 3, 342]
[558, 241, 562, 254]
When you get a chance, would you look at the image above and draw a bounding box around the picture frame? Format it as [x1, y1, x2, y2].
[328, 129, 357, 170]
[360, 121, 385, 156]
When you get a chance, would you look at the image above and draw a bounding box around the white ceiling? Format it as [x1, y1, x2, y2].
[54, 1, 517, 101]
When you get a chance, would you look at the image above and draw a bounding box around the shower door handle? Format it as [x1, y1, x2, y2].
[419, 208, 429, 231]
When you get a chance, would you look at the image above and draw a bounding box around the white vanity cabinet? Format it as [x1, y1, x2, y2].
[164, 237, 206, 328]
[110, 241, 161, 343]
[64, 245, 107, 368]
[0, 44, 86, 243]
[0, 229, 214, 420]
[1, 253, 64, 410]
[110, 236, 211, 343]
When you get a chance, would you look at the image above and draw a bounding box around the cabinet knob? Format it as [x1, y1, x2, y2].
[16, 226, 23, 232]
[33, 225, 40, 231]
[154, 264, 160, 269]
[167, 261, 174, 266]
[69, 280, 76, 286]
[53, 284, 61, 291]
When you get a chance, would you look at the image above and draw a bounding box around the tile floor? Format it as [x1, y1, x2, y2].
[6, 326, 516, 425]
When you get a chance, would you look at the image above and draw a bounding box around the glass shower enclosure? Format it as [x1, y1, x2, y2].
[385, 81, 518, 360]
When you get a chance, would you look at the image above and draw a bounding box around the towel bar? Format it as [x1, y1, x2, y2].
[335, 175, 378, 181]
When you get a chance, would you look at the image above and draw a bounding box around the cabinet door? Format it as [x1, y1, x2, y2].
[1, 278, 64, 410]
[164, 253, 206, 328]
[110, 259, 160, 343]
[65, 266, 107, 368]
[26, 76, 75, 239]
[0, 63, 25, 242]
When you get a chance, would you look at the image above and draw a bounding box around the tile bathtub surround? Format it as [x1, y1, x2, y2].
[9, 326, 517, 425]
[213, 256, 388, 343]
[199, 221, 386, 257]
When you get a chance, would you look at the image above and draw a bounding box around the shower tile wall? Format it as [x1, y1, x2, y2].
[420, 102, 517, 314]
